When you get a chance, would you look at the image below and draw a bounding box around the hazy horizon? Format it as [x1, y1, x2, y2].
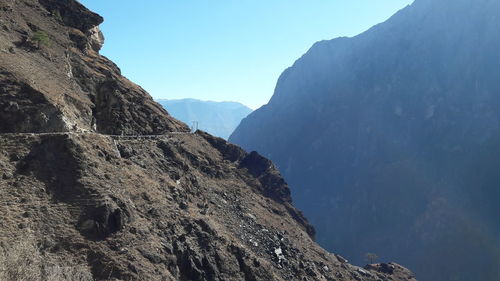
[156, 97, 253, 108]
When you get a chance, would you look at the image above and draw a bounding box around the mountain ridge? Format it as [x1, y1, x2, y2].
[231, 0, 500, 280]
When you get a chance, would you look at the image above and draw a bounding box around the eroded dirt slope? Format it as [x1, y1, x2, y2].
[0, 132, 415, 281]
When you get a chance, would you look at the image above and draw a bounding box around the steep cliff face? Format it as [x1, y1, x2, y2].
[230, 0, 500, 280]
[0, 0, 188, 135]
[0, 1, 415, 280]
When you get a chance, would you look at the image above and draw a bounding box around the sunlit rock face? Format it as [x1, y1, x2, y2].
[230, 0, 500, 280]
[0, 0, 188, 135]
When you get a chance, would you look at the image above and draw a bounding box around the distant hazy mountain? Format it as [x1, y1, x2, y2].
[231, 0, 500, 280]
[157, 99, 252, 139]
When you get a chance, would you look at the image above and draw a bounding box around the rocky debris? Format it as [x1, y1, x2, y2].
[274, 247, 286, 264]
[336, 254, 349, 264]
[0, 133, 416, 280]
[365, 263, 417, 281]
[365, 263, 395, 275]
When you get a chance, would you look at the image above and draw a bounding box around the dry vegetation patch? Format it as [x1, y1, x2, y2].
[0, 237, 94, 281]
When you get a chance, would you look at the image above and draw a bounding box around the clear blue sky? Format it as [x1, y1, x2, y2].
[80, 0, 413, 109]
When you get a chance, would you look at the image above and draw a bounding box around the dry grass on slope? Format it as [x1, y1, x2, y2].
[0, 237, 94, 281]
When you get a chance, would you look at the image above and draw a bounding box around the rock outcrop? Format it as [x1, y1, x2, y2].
[0, 0, 187, 135]
[0, 1, 414, 281]
[230, 0, 500, 280]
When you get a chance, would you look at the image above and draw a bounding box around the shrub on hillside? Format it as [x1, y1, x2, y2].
[31, 31, 50, 47]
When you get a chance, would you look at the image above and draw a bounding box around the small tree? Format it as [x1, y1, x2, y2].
[364, 253, 378, 264]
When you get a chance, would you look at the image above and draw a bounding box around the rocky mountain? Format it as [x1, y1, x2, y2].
[0, 0, 415, 280]
[230, 0, 500, 280]
[157, 99, 252, 140]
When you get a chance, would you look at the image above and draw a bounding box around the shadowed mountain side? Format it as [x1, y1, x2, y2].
[230, 0, 500, 280]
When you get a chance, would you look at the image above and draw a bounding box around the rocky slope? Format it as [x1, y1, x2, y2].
[230, 0, 500, 280]
[0, 0, 414, 280]
[156, 99, 252, 140]
[0, 0, 187, 135]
